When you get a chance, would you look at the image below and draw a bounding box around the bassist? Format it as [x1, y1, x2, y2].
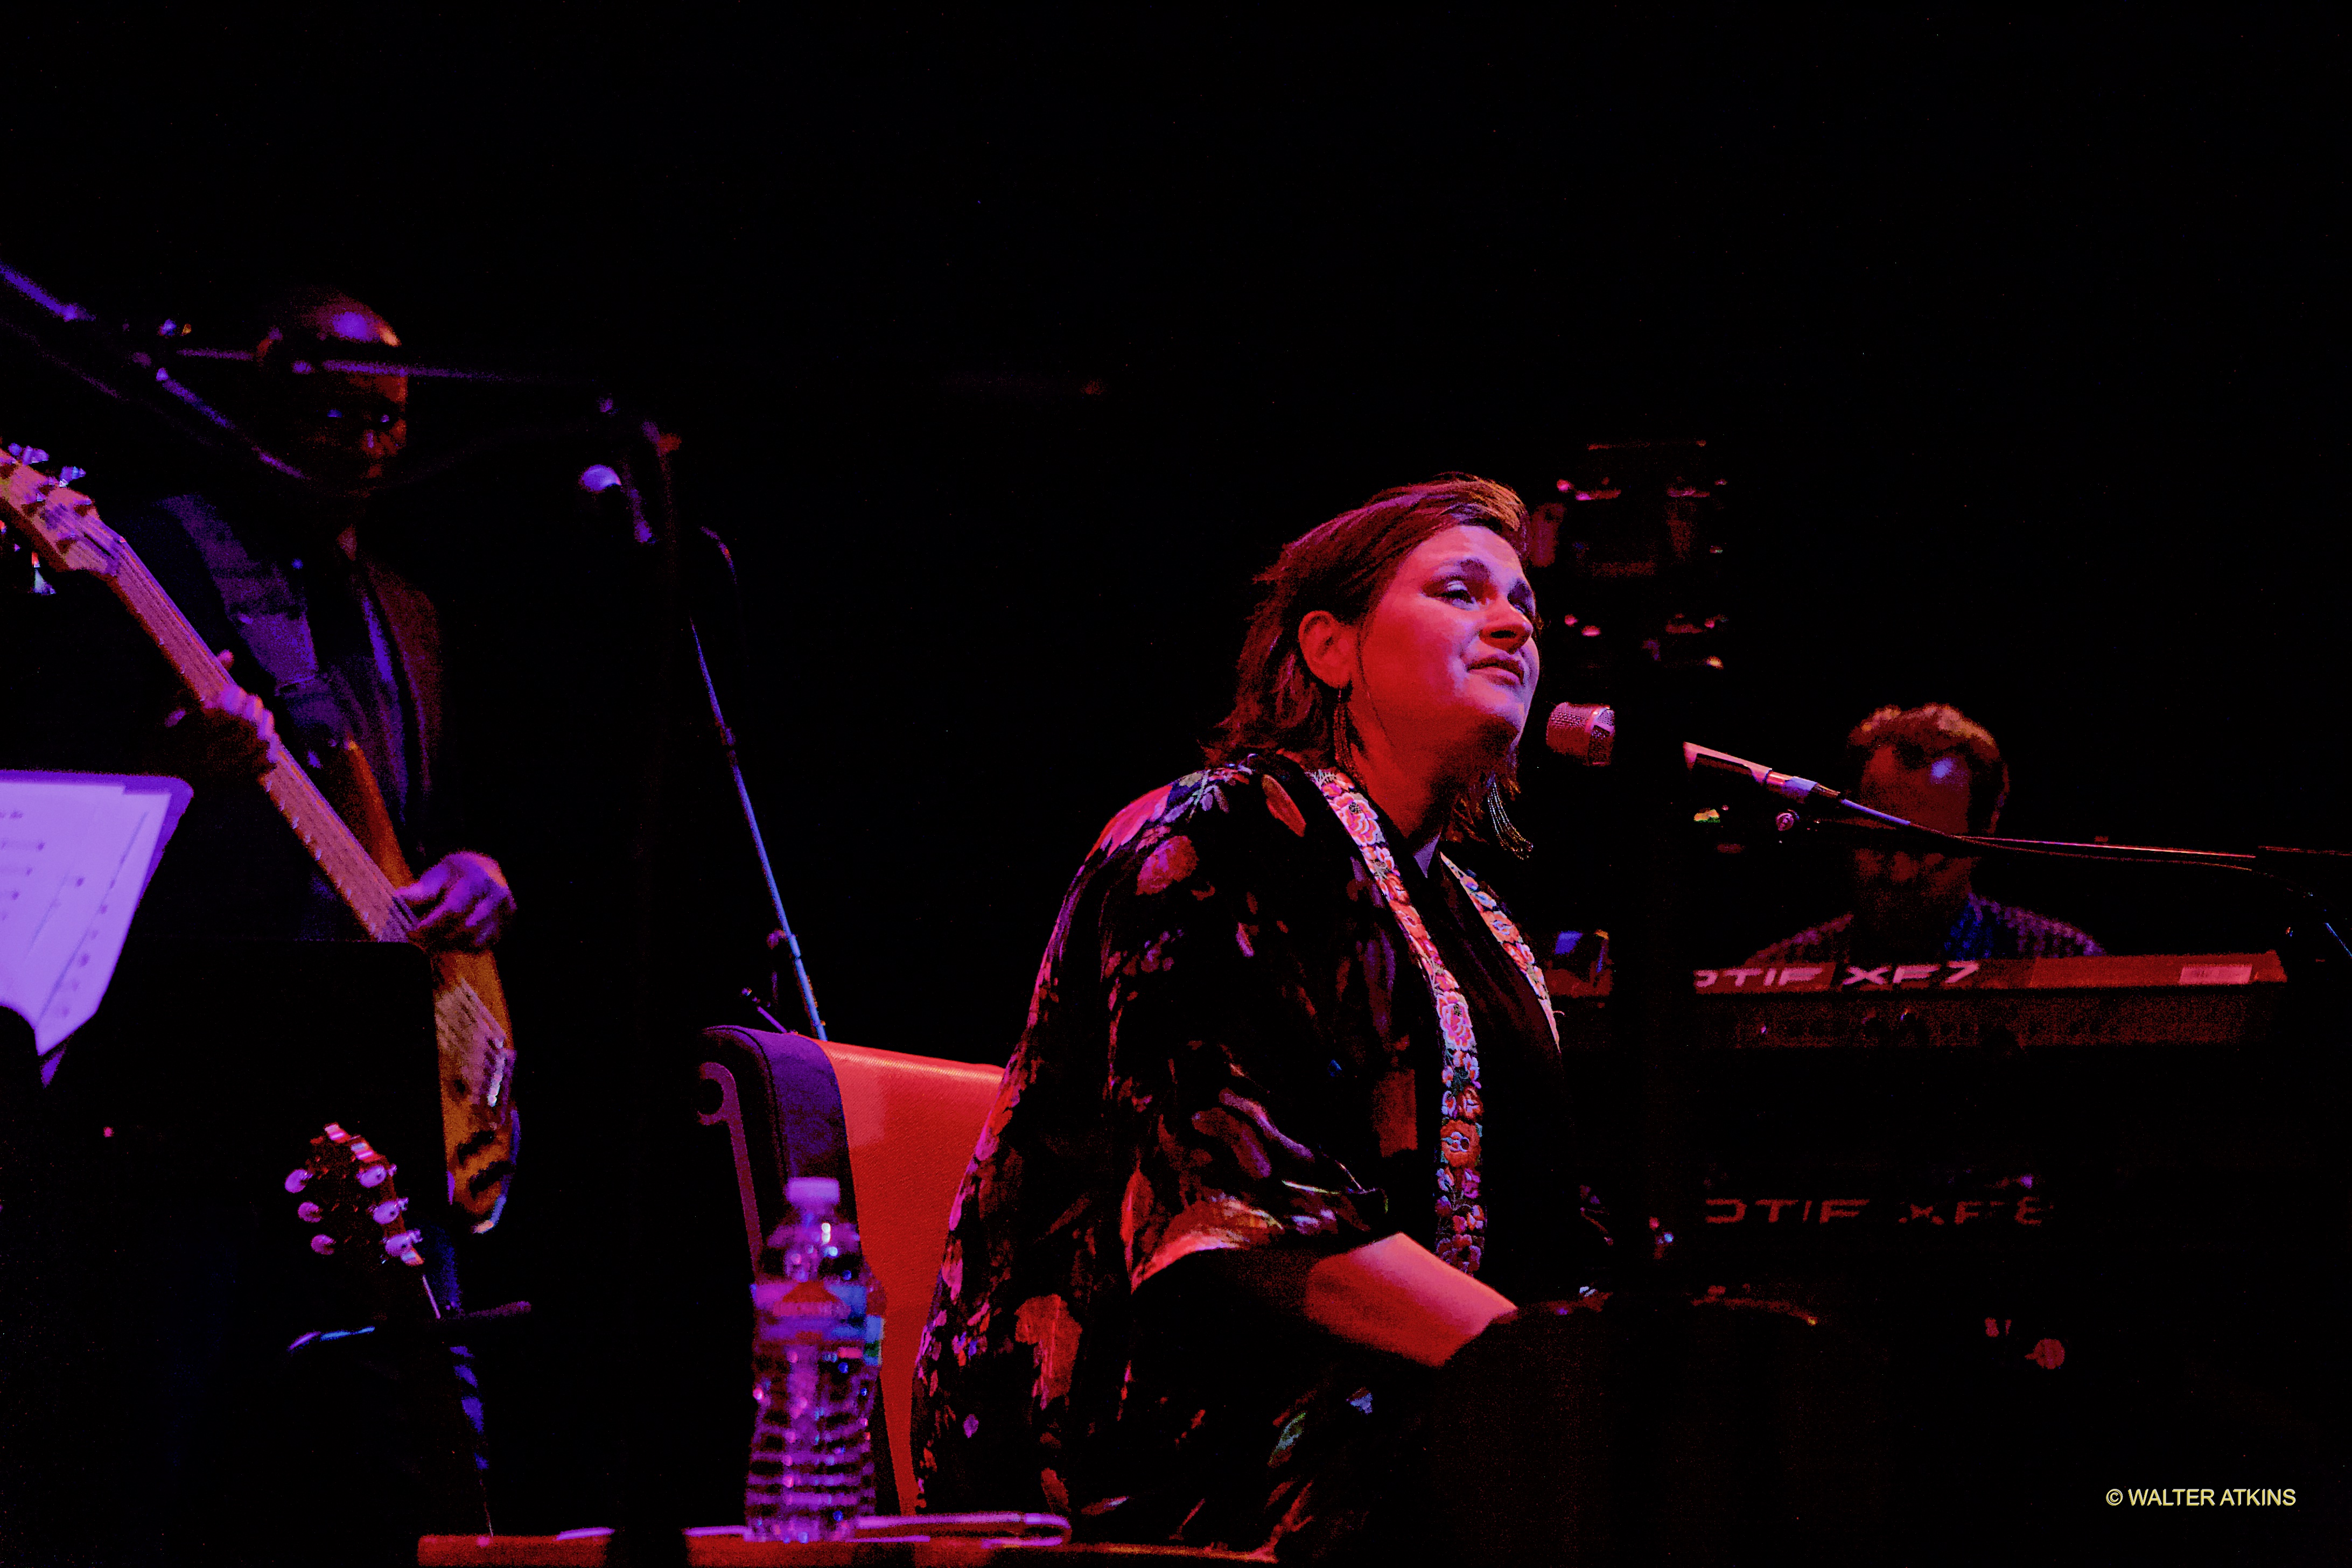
[1, 288, 514, 1565]
[97, 286, 517, 957]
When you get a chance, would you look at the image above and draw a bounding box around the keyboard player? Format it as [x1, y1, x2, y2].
[1748, 703, 2102, 967]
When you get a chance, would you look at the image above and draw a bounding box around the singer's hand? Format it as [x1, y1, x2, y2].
[154, 650, 276, 786]
[398, 851, 517, 953]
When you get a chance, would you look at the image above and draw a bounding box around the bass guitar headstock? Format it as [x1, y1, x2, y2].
[283, 1123, 490, 1532]
[0, 442, 123, 580]
[285, 1122, 431, 1286]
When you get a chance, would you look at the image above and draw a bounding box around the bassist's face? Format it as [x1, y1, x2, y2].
[273, 368, 409, 492]
[251, 291, 410, 494]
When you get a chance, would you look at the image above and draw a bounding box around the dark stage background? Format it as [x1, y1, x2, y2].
[5, 9, 2345, 1539]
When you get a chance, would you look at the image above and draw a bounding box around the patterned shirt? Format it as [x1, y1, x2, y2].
[910, 753, 1602, 1555]
[1747, 892, 2103, 969]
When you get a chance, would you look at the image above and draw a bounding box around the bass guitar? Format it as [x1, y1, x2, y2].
[1, 447, 519, 1228]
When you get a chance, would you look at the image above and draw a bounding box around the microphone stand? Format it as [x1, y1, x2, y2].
[688, 573, 825, 1040]
[1770, 807, 2352, 977]
[601, 415, 827, 1566]
[165, 341, 601, 388]
[1683, 737, 2352, 974]
[1, 254, 605, 493]
[596, 441, 824, 1039]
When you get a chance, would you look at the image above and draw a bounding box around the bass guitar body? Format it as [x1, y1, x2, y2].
[314, 740, 520, 1223]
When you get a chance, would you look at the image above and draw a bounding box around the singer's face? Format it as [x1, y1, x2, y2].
[1351, 525, 1541, 761]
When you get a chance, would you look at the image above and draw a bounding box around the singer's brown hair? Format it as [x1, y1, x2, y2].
[1209, 475, 1533, 835]
[1846, 703, 2010, 833]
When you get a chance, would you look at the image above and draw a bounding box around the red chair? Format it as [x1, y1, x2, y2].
[697, 1028, 1002, 1516]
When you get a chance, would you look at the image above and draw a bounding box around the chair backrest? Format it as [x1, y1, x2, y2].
[695, 1027, 1004, 1516]
[816, 1040, 1002, 1515]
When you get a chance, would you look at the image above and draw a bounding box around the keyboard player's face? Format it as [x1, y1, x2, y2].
[1850, 747, 1980, 942]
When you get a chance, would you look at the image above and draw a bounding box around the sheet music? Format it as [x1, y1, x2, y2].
[0, 772, 191, 1055]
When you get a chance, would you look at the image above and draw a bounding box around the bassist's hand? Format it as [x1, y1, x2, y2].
[154, 650, 275, 786]
[398, 851, 517, 953]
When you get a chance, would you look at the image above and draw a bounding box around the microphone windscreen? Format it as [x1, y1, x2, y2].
[1545, 703, 1615, 767]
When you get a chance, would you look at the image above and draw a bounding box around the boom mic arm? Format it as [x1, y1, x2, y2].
[1677, 744, 2349, 969]
[1681, 741, 1915, 830]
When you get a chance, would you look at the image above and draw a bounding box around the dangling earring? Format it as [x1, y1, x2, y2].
[1329, 688, 1355, 771]
[1486, 778, 1534, 859]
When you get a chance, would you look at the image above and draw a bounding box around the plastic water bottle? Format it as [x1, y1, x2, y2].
[746, 1175, 882, 1541]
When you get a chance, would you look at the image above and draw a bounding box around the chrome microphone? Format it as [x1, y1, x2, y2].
[1544, 703, 1615, 766]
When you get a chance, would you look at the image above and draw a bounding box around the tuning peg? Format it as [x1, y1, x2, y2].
[369, 1195, 409, 1226]
[358, 1164, 390, 1189]
[58, 466, 86, 485]
[309, 1235, 337, 1256]
[285, 1168, 312, 1193]
[18, 447, 47, 466]
[297, 1201, 324, 1223]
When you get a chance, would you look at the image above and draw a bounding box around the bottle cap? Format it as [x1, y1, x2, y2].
[786, 1175, 842, 1210]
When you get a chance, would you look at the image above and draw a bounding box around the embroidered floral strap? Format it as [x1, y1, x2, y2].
[1441, 856, 1559, 1047]
[1310, 767, 1541, 1278]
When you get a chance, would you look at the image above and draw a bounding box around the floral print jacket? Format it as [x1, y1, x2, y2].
[911, 753, 1601, 1550]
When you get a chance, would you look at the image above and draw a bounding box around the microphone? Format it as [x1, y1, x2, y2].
[1682, 742, 1844, 804]
[579, 461, 654, 544]
[1544, 703, 1616, 766]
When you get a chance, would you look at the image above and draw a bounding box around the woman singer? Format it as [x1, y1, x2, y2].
[912, 476, 1605, 1559]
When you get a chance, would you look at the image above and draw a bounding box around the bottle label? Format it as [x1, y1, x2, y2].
[754, 1277, 851, 1320]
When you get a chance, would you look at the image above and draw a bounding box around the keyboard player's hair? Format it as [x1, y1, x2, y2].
[1845, 703, 2010, 834]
